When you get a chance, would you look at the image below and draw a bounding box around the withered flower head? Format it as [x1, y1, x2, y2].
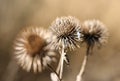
[13, 27, 56, 73]
[82, 20, 109, 55]
[50, 16, 82, 50]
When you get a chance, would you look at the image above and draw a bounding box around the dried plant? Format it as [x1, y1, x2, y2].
[76, 20, 109, 81]
[50, 16, 82, 50]
[81, 20, 109, 55]
[12, 17, 109, 81]
[50, 16, 82, 81]
[13, 27, 57, 73]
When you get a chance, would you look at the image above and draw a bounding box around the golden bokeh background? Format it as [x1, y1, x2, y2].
[0, 0, 120, 81]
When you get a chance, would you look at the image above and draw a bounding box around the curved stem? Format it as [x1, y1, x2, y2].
[76, 55, 88, 81]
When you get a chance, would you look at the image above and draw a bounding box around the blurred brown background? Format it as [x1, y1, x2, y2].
[0, 0, 120, 81]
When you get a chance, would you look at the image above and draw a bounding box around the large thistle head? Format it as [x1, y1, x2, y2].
[81, 20, 109, 55]
[13, 27, 56, 73]
[50, 16, 82, 50]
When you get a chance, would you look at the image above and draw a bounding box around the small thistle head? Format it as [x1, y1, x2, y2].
[50, 16, 82, 50]
[13, 27, 56, 73]
[81, 20, 109, 55]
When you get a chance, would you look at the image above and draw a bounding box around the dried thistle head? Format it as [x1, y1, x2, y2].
[81, 20, 109, 55]
[13, 27, 56, 73]
[50, 16, 82, 50]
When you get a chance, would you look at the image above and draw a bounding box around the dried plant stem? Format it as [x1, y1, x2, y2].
[55, 44, 66, 80]
[47, 64, 61, 81]
[56, 53, 62, 74]
[76, 55, 88, 81]
[59, 44, 65, 79]
[50, 53, 63, 81]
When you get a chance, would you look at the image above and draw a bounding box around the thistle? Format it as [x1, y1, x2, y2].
[13, 27, 57, 73]
[81, 20, 108, 55]
[11, 17, 109, 81]
[50, 16, 82, 80]
[76, 20, 109, 81]
[50, 16, 82, 50]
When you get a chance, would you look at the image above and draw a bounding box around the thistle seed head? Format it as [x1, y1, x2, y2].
[13, 27, 56, 73]
[50, 16, 82, 50]
[81, 20, 109, 54]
